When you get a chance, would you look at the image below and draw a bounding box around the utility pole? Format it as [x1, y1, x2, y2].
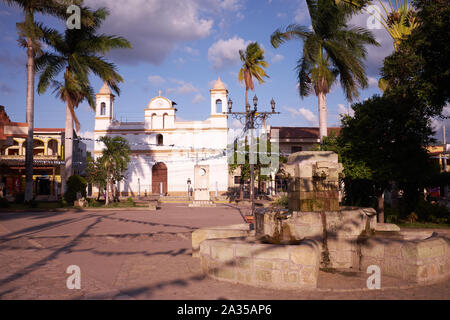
[227, 95, 279, 216]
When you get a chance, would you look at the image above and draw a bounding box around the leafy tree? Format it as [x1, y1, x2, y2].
[228, 134, 287, 199]
[98, 136, 131, 206]
[339, 94, 439, 222]
[64, 174, 87, 204]
[1, 0, 86, 202]
[271, 0, 379, 143]
[35, 7, 131, 192]
[85, 151, 106, 200]
[387, 0, 450, 112]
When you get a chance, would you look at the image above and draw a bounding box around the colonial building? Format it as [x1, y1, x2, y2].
[0, 106, 86, 200]
[93, 78, 230, 197]
[269, 126, 341, 155]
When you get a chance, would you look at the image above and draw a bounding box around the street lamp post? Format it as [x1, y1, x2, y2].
[187, 178, 191, 200]
[227, 95, 280, 216]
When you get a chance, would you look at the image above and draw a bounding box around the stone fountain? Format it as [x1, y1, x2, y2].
[192, 151, 450, 289]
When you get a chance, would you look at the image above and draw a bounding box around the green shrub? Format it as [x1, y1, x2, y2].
[415, 200, 449, 224]
[87, 198, 102, 207]
[60, 198, 68, 207]
[64, 175, 87, 204]
[0, 197, 10, 208]
[273, 195, 288, 208]
[126, 197, 136, 207]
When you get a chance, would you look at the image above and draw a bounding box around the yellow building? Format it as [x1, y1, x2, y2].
[0, 106, 87, 200]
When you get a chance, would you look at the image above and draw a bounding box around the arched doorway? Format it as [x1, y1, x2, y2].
[152, 162, 167, 195]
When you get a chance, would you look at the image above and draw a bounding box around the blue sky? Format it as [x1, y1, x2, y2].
[3, 0, 441, 149]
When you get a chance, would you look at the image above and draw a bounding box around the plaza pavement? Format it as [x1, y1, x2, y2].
[0, 203, 448, 300]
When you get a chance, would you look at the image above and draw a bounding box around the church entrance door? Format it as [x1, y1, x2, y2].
[152, 162, 167, 195]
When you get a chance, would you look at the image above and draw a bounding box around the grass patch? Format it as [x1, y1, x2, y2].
[398, 222, 450, 229]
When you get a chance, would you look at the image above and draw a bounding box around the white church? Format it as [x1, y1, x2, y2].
[93, 78, 230, 197]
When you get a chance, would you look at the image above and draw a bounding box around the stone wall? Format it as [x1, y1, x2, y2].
[191, 224, 253, 258]
[359, 236, 450, 283]
[199, 238, 320, 289]
[285, 151, 342, 212]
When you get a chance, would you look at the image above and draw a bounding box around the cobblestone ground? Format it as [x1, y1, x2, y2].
[0, 204, 449, 300]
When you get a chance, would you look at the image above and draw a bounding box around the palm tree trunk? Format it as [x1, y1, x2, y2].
[24, 39, 35, 202]
[64, 101, 74, 193]
[105, 179, 110, 206]
[318, 92, 328, 143]
[378, 192, 385, 223]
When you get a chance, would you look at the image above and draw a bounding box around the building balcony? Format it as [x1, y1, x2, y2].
[0, 154, 64, 166]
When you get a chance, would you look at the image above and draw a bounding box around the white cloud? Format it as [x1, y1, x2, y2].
[84, 0, 214, 65]
[167, 79, 199, 95]
[284, 106, 318, 125]
[192, 94, 206, 104]
[147, 75, 166, 86]
[338, 103, 354, 117]
[298, 108, 317, 125]
[208, 36, 250, 69]
[271, 54, 284, 63]
[184, 46, 199, 56]
[293, 1, 309, 24]
[368, 76, 379, 88]
[219, 0, 242, 11]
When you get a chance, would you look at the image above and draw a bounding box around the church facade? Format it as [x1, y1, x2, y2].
[93, 78, 230, 197]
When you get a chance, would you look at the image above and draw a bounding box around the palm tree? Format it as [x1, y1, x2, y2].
[237, 42, 269, 203]
[336, 0, 418, 51]
[271, 0, 379, 143]
[335, 1, 418, 91]
[35, 7, 131, 193]
[238, 42, 269, 108]
[98, 136, 131, 206]
[2, 0, 84, 202]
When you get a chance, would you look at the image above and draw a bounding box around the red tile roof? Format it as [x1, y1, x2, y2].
[270, 126, 341, 139]
[34, 128, 65, 132]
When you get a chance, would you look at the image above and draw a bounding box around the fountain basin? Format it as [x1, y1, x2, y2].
[199, 237, 320, 290]
[358, 233, 450, 283]
[255, 207, 377, 269]
[191, 224, 253, 257]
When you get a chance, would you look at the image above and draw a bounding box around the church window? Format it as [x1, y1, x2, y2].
[100, 102, 106, 115]
[216, 99, 222, 112]
[157, 134, 163, 146]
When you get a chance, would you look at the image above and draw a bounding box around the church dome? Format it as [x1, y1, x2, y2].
[212, 77, 227, 90]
